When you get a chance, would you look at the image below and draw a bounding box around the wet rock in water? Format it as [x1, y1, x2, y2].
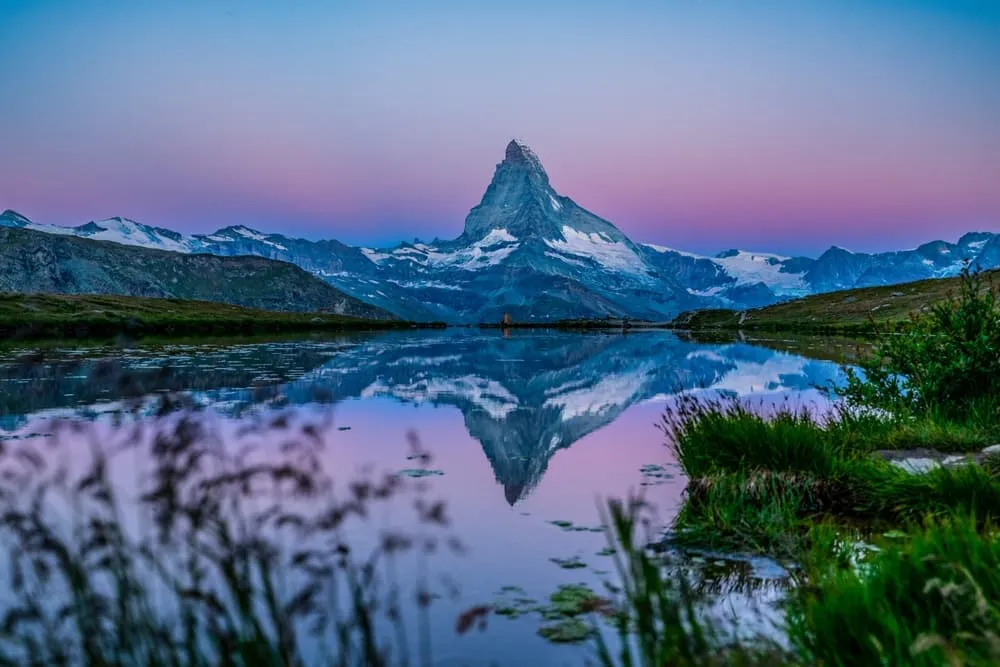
[336, 426, 351, 431]
[396, 468, 444, 478]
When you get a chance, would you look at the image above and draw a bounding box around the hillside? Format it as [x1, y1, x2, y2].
[670, 270, 1000, 334]
[0, 228, 392, 319]
[0, 293, 424, 340]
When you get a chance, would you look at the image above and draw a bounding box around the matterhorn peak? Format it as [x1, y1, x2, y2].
[502, 139, 548, 179]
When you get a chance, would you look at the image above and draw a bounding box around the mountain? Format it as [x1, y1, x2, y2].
[3, 141, 998, 321]
[0, 227, 393, 318]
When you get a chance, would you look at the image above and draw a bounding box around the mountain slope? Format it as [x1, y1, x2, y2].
[0, 227, 394, 318]
[671, 268, 1000, 334]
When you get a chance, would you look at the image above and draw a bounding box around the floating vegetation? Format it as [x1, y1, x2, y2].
[597, 546, 616, 557]
[396, 468, 445, 478]
[337, 425, 352, 431]
[549, 519, 605, 532]
[550, 556, 587, 570]
[537, 617, 595, 644]
[639, 463, 675, 485]
[491, 583, 607, 645]
[498, 585, 526, 594]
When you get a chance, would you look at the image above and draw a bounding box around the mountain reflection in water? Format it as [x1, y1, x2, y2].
[0, 330, 845, 505]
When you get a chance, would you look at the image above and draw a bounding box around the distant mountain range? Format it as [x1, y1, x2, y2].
[3, 140, 997, 322]
[0, 227, 391, 319]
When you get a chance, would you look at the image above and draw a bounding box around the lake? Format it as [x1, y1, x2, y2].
[0, 329, 850, 665]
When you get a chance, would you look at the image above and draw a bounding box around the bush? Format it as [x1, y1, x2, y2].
[839, 265, 1000, 419]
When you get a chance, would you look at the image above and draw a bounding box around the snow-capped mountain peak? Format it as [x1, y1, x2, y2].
[70, 216, 189, 252]
[504, 139, 548, 179]
[0, 209, 32, 227]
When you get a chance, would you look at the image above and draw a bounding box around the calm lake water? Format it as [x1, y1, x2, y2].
[0, 330, 849, 665]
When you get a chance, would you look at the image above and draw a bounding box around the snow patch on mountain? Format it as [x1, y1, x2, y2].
[687, 286, 726, 297]
[361, 248, 390, 263]
[545, 226, 646, 274]
[77, 218, 191, 253]
[545, 251, 587, 268]
[479, 228, 517, 246]
[388, 280, 463, 291]
[713, 251, 807, 295]
[643, 244, 701, 259]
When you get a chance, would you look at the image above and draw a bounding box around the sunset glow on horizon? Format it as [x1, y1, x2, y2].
[2, 0, 999, 256]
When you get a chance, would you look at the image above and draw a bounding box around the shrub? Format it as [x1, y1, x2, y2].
[839, 265, 1000, 419]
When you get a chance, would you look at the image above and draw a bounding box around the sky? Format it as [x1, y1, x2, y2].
[1, 1, 999, 256]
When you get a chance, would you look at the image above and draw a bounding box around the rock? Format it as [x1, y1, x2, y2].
[889, 458, 941, 474]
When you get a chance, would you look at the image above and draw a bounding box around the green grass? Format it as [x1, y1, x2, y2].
[670, 269, 1000, 335]
[789, 516, 1000, 667]
[666, 398, 998, 481]
[671, 472, 817, 559]
[665, 399, 1000, 558]
[0, 292, 440, 340]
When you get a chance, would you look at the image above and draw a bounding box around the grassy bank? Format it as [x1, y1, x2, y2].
[594, 503, 1000, 666]
[619, 267, 1000, 665]
[0, 292, 443, 340]
[670, 268, 1000, 335]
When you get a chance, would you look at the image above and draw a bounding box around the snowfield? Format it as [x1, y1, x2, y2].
[545, 226, 647, 274]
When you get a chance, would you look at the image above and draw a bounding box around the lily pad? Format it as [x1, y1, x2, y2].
[550, 556, 587, 570]
[396, 468, 444, 478]
[550, 584, 602, 616]
[538, 617, 595, 644]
